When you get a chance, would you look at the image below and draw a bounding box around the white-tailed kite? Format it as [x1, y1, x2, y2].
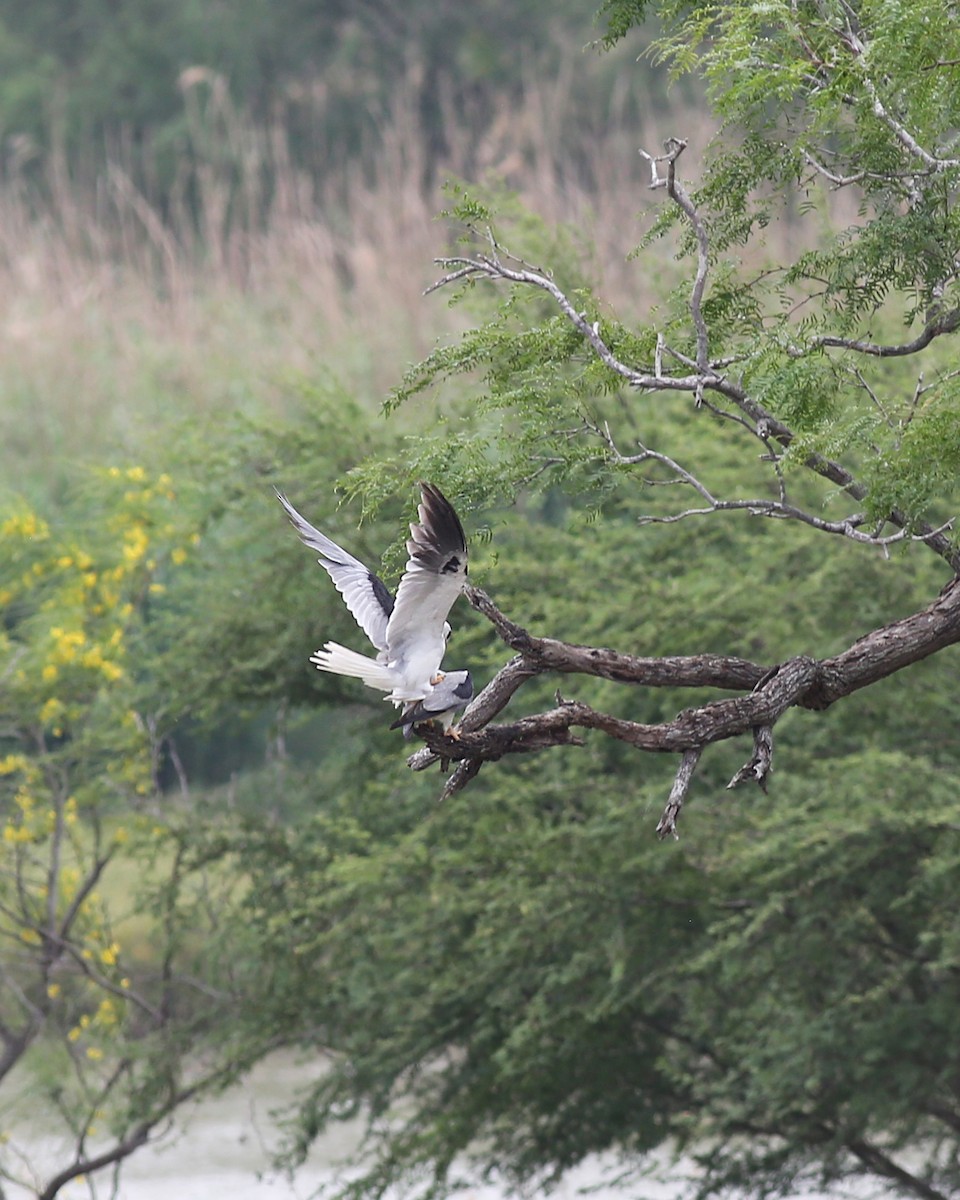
[389, 669, 474, 740]
[277, 483, 469, 708]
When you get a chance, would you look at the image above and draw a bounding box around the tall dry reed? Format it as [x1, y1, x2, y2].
[0, 55, 860, 493]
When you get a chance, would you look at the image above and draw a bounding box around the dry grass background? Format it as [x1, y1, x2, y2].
[0, 56, 860, 501]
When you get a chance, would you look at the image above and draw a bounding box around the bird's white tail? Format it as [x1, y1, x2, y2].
[310, 642, 394, 693]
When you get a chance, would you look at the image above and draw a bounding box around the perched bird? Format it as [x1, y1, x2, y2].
[389, 669, 474, 740]
[277, 483, 469, 709]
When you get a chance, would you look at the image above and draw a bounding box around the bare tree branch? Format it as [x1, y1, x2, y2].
[410, 575, 960, 832]
[809, 306, 960, 357]
[656, 748, 702, 840]
[835, 18, 960, 170]
[641, 138, 710, 378]
[37, 1075, 214, 1200]
[727, 725, 774, 792]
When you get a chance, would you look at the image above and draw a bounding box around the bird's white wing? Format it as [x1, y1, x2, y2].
[385, 483, 468, 677]
[277, 490, 393, 653]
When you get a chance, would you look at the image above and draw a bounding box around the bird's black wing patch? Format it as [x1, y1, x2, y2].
[408, 483, 468, 573]
[369, 571, 394, 617]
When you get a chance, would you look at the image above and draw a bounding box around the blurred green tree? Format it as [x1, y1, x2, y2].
[206, 1, 960, 1198]
[0, 0, 615, 198]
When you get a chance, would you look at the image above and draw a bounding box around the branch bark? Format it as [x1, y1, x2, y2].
[412, 577, 960, 833]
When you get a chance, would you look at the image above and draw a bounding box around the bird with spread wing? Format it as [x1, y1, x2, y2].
[277, 483, 473, 735]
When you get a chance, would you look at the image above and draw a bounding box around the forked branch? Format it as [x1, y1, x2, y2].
[411, 576, 960, 835]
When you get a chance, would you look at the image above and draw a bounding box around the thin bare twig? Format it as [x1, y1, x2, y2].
[657, 748, 703, 840]
[640, 138, 710, 374]
[728, 725, 774, 792]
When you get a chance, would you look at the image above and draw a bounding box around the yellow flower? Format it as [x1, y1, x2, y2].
[108, 467, 121, 479]
[47, 983, 61, 998]
[82, 647, 104, 670]
[86, 1047, 104, 1061]
[68, 1026, 82, 1042]
[0, 754, 27, 776]
[122, 524, 149, 566]
[100, 943, 120, 966]
[42, 664, 58, 682]
[126, 466, 146, 482]
[171, 547, 188, 565]
[52, 628, 85, 662]
[57, 555, 74, 569]
[148, 582, 166, 595]
[1, 511, 49, 540]
[101, 661, 123, 682]
[95, 998, 116, 1025]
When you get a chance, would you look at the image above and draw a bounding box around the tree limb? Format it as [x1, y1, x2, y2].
[656, 748, 702, 840]
[810, 306, 960, 357]
[411, 576, 960, 832]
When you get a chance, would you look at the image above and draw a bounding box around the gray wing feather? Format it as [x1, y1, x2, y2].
[390, 670, 473, 734]
[386, 483, 468, 653]
[277, 490, 392, 653]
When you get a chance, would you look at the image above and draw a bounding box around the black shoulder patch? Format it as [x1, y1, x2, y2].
[369, 571, 394, 616]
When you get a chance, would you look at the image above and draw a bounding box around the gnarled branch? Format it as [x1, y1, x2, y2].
[411, 576, 960, 835]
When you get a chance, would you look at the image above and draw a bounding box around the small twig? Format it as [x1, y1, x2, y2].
[641, 137, 710, 372]
[727, 725, 774, 792]
[429, 249, 648, 389]
[439, 759, 484, 801]
[656, 748, 703, 840]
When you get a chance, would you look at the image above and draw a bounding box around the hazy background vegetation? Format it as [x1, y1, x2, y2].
[1, 0, 680, 502]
